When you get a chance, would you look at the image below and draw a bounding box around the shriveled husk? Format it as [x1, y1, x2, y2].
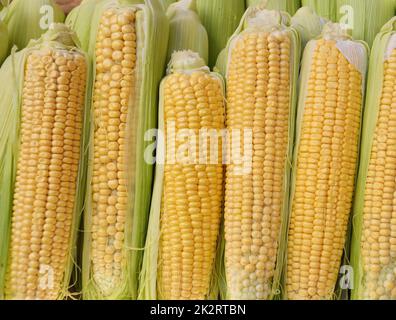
[0, 24, 89, 300]
[2, 0, 65, 51]
[216, 8, 301, 300]
[67, 0, 169, 300]
[166, 0, 208, 64]
[196, 0, 245, 68]
[351, 17, 396, 300]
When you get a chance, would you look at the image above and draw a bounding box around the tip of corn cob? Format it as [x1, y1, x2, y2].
[167, 50, 209, 74]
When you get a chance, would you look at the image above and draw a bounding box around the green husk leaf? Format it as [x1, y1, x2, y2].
[196, 0, 245, 68]
[0, 24, 89, 300]
[286, 22, 369, 300]
[159, 0, 176, 10]
[246, 0, 301, 15]
[166, 0, 209, 64]
[0, 18, 8, 64]
[291, 6, 328, 49]
[336, 0, 395, 47]
[351, 16, 396, 300]
[69, 0, 169, 300]
[301, 0, 337, 21]
[138, 50, 225, 300]
[3, 0, 65, 51]
[217, 8, 301, 300]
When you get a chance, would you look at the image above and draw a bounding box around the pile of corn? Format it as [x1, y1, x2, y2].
[0, 0, 396, 301]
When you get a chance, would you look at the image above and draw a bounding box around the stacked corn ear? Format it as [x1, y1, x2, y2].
[286, 23, 368, 300]
[166, 0, 208, 64]
[0, 24, 88, 300]
[217, 8, 300, 300]
[301, 0, 337, 21]
[196, 0, 245, 68]
[336, 0, 395, 47]
[68, 0, 169, 300]
[0, 19, 8, 65]
[351, 17, 396, 300]
[2, 0, 65, 51]
[246, 0, 301, 15]
[291, 6, 328, 49]
[139, 50, 225, 300]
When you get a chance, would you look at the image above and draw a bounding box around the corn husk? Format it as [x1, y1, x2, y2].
[336, 0, 395, 47]
[196, 0, 245, 68]
[159, 0, 176, 10]
[291, 6, 328, 49]
[66, 0, 105, 53]
[351, 17, 396, 300]
[246, 0, 301, 15]
[166, 0, 208, 64]
[138, 50, 225, 300]
[216, 8, 301, 300]
[301, 0, 337, 21]
[286, 23, 369, 300]
[0, 19, 8, 64]
[0, 24, 89, 300]
[2, 0, 65, 51]
[68, 0, 169, 300]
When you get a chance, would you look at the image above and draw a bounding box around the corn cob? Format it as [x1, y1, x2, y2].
[286, 23, 368, 300]
[336, 0, 395, 47]
[246, 0, 301, 15]
[351, 17, 396, 300]
[2, 0, 65, 51]
[217, 8, 300, 300]
[301, 0, 337, 21]
[67, 0, 169, 300]
[196, 0, 245, 68]
[140, 50, 225, 300]
[166, 0, 208, 64]
[0, 24, 88, 300]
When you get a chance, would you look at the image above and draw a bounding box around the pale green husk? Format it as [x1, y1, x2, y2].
[196, 0, 245, 68]
[159, 0, 176, 10]
[351, 17, 396, 300]
[0, 18, 8, 64]
[286, 23, 369, 300]
[0, 24, 89, 300]
[166, 0, 209, 64]
[68, 0, 169, 300]
[301, 0, 337, 21]
[2, 0, 65, 51]
[216, 8, 301, 300]
[138, 50, 225, 300]
[291, 6, 328, 49]
[336, 0, 395, 47]
[246, 0, 301, 15]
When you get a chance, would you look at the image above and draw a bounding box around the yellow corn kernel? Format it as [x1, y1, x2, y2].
[225, 30, 292, 300]
[4, 48, 86, 300]
[158, 68, 225, 300]
[359, 49, 396, 300]
[286, 38, 363, 300]
[90, 7, 137, 296]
